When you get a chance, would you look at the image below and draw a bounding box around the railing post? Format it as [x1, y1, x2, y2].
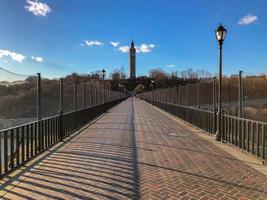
[186, 84, 189, 106]
[103, 80, 106, 103]
[73, 82, 77, 111]
[37, 73, 42, 121]
[172, 87, 175, 104]
[262, 124, 266, 162]
[59, 78, 64, 141]
[37, 73, 42, 150]
[213, 77, 217, 134]
[99, 88, 101, 104]
[238, 70, 243, 118]
[95, 87, 97, 105]
[197, 80, 200, 109]
[178, 85, 181, 105]
[238, 71, 244, 147]
[90, 85, 93, 106]
[152, 86, 154, 102]
[83, 83, 86, 108]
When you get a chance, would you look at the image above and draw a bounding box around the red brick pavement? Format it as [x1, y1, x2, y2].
[1, 98, 267, 200]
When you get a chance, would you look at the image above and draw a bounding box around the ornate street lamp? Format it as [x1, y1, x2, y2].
[215, 23, 227, 141]
[150, 80, 154, 101]
[100, 69, 106, 80]
[100, 69, 106, 103]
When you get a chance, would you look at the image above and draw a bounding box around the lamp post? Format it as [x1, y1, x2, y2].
[150, 80, 154, 101]
[101, 69, 106, 103]
[215, 23, 227, 141]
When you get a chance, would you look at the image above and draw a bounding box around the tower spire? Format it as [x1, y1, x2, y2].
[129, 40, 136, 80]
[131, 40, 134, 47]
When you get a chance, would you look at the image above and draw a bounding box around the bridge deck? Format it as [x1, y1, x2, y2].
[1, 98, 267, 200]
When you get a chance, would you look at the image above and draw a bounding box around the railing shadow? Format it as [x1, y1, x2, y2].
[1, 99, 140, 200]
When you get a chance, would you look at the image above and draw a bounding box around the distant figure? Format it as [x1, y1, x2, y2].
[129, 40, 136, 80]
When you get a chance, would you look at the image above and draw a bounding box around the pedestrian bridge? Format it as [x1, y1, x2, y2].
[0, 98, 267, 199]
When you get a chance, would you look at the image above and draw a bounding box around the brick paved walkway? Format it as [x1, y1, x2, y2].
[1, 98, 267, 200]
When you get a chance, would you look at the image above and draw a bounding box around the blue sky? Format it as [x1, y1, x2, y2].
[0, 0, 267, 79]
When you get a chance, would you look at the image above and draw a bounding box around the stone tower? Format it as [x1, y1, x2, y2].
[129, 40, 136, 79]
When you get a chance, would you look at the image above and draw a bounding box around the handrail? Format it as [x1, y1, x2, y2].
[139, 96, 266, 163]
[0, 97, 127, 177]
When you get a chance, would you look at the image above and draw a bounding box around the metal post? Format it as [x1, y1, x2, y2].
[152, 84, 155, 101]
[73, 83, 77, 111]
[216, 42, 223, 141]
[83, 83, 86, 108]
[172, 87, 175, 104]
[186, 84, 189, 106]
[103, 80, 106, 103]
[95, 87, 97, 105]
[100, 88, 102, 104]
[90, 85, 93, 106]
[178, 85, 182, 105]
[37, 73, 42, 121]
[213, 77, 217, 134]
[59, 78, 64, 141]
[59, 79, 64, 113]
[197, 80, 200, 109]
[37, 73, 42, 150]
[238, 70, 243, 118]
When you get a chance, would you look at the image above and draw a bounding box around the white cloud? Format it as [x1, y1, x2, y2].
[117, 43, 156, 53]
[136, 44, 155, 53]
[0, 50, 26, 63]
[25, 0, 51, 16]
[110, 41, 120, 47]
[238, 15, 258, 25]
[166, 64, 175, 68]
[84, 40, 104, 47]
[31, 56, 44, 62]
[118, 45, 130, 53]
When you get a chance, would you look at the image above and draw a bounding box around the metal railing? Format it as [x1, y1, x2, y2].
[0, 98, 126, 177]
[138, 90, 267, 163]
[222, 114, 266, 160]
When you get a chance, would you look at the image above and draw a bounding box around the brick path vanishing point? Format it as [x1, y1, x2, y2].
[1, 98, 267, 200]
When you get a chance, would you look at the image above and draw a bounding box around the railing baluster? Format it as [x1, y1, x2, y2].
[50, 119, 52, 147]
[242, 120, 245, 150]
[10, 129, 14, 169]
[16, 128, 20, 166]
[246, 121, 250, 152]
[4, 131, 8, 173]
[262, 124, 266, 161]
[251, 122, 255, 155]
[26, 125, 29, 160]
[21, 126, 25, 163]
[46, 119, 49, 148]
[231, 118, 234, 144]
[35, 122, 38, 154]
[235, 118, 238, 146]
[31, 123, 34, 157]
[256, 122, 260, 157]
[0, 132, 2, 175]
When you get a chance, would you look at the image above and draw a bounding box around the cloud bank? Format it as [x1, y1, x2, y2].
[0, 50, 26, 63]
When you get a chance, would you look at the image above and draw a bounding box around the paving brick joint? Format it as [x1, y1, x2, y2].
[0, 98, 267, 200]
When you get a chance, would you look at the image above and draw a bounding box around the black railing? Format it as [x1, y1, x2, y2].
[222, 114, 266, 160]
[138, 93, 267, 163]
[0, 98, 126, 177]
